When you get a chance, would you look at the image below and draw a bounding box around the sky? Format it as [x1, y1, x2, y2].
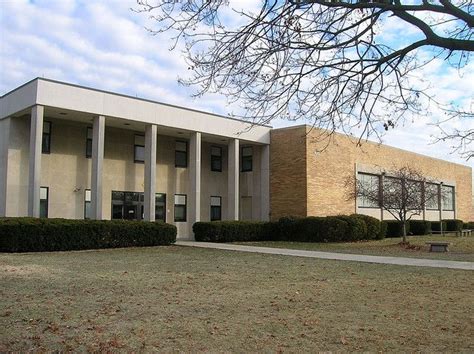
[0, 0, 472, 169]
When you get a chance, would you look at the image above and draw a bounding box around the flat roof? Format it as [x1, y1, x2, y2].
[0, 77, 272, 128]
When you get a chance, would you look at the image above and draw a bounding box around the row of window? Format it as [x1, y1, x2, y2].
[42, 122, 254, 172]
[357, 173, 455, 211]
[39, 187, 223, 222]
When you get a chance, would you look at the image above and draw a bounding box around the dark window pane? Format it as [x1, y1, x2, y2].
[112, 191, 124, 201]
[86, 139, 92, 158]
[174, 205, 186, 222]
[242, 156, 252, 172]
[175, 151, 187, 167]
[42, 133, 50, 153]
[155, 205, 166, 222]
[112, 205, 123, 219]
[211, 155, 222, 172]
[211, 206, 221, 221]
[84, 201, 91, 219]
[40, 200, 48, 218]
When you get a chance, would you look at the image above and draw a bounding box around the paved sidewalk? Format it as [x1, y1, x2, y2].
[176, 241, 474, 271]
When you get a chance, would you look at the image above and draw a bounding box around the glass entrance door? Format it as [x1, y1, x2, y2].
[111, 191, 166, 221]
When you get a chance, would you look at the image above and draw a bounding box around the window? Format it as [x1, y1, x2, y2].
[357, 173, 380, 208]
[40, 187, 49, 218]
[86, 127, 93, 158]
[210, 196, 222, 221]
[211, 146, 222, 172]
[134, 135, 145, 163]
[406, 180, 423, 209]
[42, 121, 51, 154]
[174, 194, 187, 222]
[175, 141, 187, 167]
[156, 193, 166, 222]
[442, 185, 455, 211]
[84, 189, 92, 219]
[241, 146, 253, 172]
[425, 183, 439, 210]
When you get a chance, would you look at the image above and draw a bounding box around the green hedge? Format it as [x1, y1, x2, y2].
[193, 221, 269, 242]
[409, 220, 432, 235]
[431, 221, 448, 232]
[463, 222, 474, 230]
[194, 214, 385, 243]
[383, 221, 410, 238]
[443, 219, 464, 232]
[0, 218, 176, 252]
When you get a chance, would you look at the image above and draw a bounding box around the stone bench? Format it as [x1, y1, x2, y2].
[426, 241, 451, 252]
[457, 229, 472, 237]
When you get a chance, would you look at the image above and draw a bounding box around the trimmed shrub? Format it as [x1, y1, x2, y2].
[335, 215, 367, 241]
[443, 219, 464, 232]
[194, 214, 386, 244]
[431, 221, 448, 232]
[0, 218, 176, 253]
[384, 220, 410, 238]
[193, 221, 269, 242]
[464, 222, 474, 230]
[409, 220, 432, 235]
[351, 214, 385, 240]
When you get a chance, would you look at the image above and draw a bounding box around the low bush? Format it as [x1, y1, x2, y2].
[384, 221, 410, 238]
[443, 219, 464, 232]
[464, 222, 474, 229]
[0, 218, 176, 252]
[431, 221, 448, 232]
[194, 214, 385, 243]
[409, 220, 432, 235]
[193, 221, 269, 242]
[350, 214, 385, 240]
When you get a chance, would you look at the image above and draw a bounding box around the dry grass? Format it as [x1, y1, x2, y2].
[238, 235, 474, 261]
[1, 246, 473, 352]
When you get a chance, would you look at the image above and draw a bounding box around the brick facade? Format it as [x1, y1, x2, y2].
[270, 125, 474, 222]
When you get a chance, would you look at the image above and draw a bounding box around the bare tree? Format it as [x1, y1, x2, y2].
[346, 166, 443, 242]
[135, 0, 473, 154]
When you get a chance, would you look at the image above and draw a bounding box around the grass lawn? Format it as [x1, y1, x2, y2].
[236, 235, 474, 262]
[1, 246, 473, 352]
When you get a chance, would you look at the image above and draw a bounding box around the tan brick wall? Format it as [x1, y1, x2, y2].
[270, 127, 307, 220]
[271, 125, 474, 222]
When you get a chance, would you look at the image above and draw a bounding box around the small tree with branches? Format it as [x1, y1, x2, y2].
[347, 166, 442, 242]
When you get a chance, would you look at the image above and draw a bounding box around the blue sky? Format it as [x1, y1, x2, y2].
[0, 0, 472, 167]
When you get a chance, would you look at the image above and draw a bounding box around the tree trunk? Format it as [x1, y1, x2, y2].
[402, 220, 407, 243]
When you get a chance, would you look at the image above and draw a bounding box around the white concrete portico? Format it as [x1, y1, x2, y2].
[0, 78, 272, 239]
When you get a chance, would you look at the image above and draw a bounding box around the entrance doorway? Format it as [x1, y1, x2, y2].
[111, 191, 166, 221]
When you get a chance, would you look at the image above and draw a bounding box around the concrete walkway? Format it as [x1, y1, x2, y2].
[176, 241, 474, 271]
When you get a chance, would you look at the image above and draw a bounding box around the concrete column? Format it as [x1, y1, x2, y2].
[91, 115, 105, 220]
[144, 124, 157, 222]
[189, 132, 202, 226]
[260, 144, 270, 221]
[28, 105, 44, 217]
[228, 138, 239, 220]
[0, 118, 11, 217]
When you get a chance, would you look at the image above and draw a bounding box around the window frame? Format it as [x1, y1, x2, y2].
[357, 172, 380, 209]
[210, 196, 222, 221]
[155, 193, 167, 222]
[441, 185, 455, 211]
[42, 121, 52, 154]
[175, 140, 188, 168]
[210, 146, 223, 172]
[174, 194, 187, 222]
[40, 186, 49, 218]
[241, 146, 253, 172]
[425, 183, 440, 210]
